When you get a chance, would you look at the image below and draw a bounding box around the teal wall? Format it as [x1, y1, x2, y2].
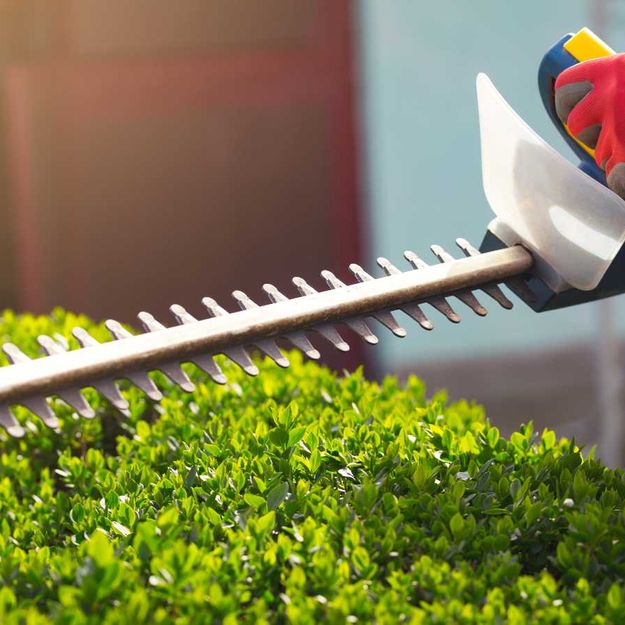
[357, 1, 625, 371]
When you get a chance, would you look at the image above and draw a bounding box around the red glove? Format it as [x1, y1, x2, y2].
[555, 54, 625, 199]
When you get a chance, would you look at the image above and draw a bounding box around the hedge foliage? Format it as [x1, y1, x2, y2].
[0, 309, 625, 624]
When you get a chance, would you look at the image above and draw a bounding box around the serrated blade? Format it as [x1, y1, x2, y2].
[0, 241, 533, 435]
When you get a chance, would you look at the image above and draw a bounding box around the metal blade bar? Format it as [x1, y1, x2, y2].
[0, 245, 532, 406]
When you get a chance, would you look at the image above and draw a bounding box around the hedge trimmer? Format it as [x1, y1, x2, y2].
[1, 28, 623, 437]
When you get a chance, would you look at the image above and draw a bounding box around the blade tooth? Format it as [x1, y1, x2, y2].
[455, 237, 480, 256]
[377, 257, 401, 276]
[232, 290, 259, 310]
[430, 244, 456, 264]
[93, 379, 129, 410]
[404, 250, 461, 322]
[378, 313, 407, 337]
[0, 405, 24, 438]
[24, 397, 58, 429]
[348, 263, 373, 282]
[169, 305, 227, 384]
[347, 318, 378, 345]
[126, 372, 163, 402]
[403, 250, 429, 270]
[371, 309, 407, 338]
[73, 326, 99, 346]
[478, 284, 513, 309]
[312, 324, 350, 352]
[430, 245, 488, 316]
[455, 238, 514, 309]
[401, 303, 434, 331]
[138, 311, 166, 333]
[224, 346, 259, 376]
[321, 269, 346, 290]
[286, 332, 321, 360]
[190, 355, 227, 384]
[169, 304, 197, 325]
[453, 291, 488, 316]
[52, 333, 69, 350]
[263, 283, 289, 303]
[57, 388, 95, 419]
[2, 343, 30, 364]
[425, 297, 461, 323]
[103, 320, 132, 341]
[37, 334, 65, 356]
[157, 362, 195, 392]
[292, 277, 317, 296]
[256, 339, 290, 368]
[201, 297, 229, 318]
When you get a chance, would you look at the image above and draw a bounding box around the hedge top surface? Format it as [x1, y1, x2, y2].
[0, 309, 625, 624]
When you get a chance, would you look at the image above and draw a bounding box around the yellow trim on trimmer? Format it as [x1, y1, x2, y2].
[563, 27, 614, 62]
[562, 28, 615, 159]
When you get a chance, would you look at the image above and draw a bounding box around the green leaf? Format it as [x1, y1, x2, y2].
[111, 521, 131, 537]
[487, 427, 500, 448]
[556, 542, 573, 569]
[157, 507, 179, 529]
[256, 511, 276, 536]
[608, 583, 623, 609]
[270, 428, 289, 447]
[449, 513, 465, 541]
[207, 508, 222, 526]
[266, 482, 289, 510]
[542, 429, 556, 450]
[351, 546, 370, 575]
[309, 449, 322, 473]
[87, 529, 114, 568]
[244, 493, 266, 510]
[58, 585, 80, 607]
[459, 431, 479, 454]
[70, 503, 85, 524]
[573, 470, 589, 500]
[287, 426, 307, 448]
[185, 466, 197, 488]
[136, 420, 151, 439]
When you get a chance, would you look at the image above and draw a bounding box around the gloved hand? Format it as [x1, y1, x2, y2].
[555, 54, 625, 199]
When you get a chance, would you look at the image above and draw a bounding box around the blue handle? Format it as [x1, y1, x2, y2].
[537, 33, 606, 184]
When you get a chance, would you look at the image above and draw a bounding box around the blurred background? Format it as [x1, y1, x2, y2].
[1, 1, 625, 462]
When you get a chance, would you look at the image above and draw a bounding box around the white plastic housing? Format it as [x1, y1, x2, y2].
[477, 72, 625, 291]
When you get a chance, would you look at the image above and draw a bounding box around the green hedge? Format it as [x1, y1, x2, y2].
[1, 309, 625, 624]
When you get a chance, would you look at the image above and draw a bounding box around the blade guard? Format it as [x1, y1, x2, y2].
[479, 29, 625, 312]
